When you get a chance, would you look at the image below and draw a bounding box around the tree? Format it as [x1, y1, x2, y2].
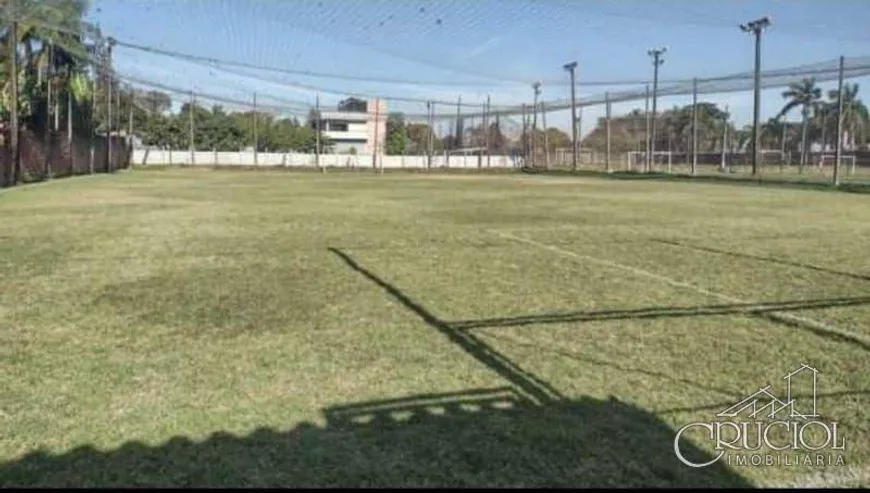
[827, 83, 869, 150]
[338, 97, 367, 113]
[0, 0, 92, 129]
[385, 112, 407, 155]
[406, 122, 441, 154]
[778, 78, 821, 170]
[136, 90, 171, 115]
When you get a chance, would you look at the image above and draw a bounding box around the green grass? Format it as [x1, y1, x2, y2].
[1, 167, 869, 487]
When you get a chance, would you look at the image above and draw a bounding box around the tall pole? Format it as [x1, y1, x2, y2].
[47, 41, 53, 133]
[106, 37, 115, 173]
[9, 19, 19, 185]
[577, 105, 583, 162]
[648, 47, 666, 173]
[691, 77, 698, 175]
[605, 92, 612, 172]
[722, 105, 730, 172]
[315, 94, 321, 171]
[834, 55, 845, 187]
[644, 83, 651, 173]
[532, 82, 540, 168]
[68, 83, 74, 174]
[252, 92, 258, 167]
[127, 97, 133, 170]
[427, 101, 433, 170]
[90, 57, 97, 175]
[455, 96, 462, 151]
[485, 96, 491, 168]
[541, 101, 550, 169]
[741, 17, 772, 176]
[372, 98, 381, 172]
[563, 62, 578, 172]
[189, 91, 195, 166]
[521, 104, 528, 166]
[52, 42, 59, 132]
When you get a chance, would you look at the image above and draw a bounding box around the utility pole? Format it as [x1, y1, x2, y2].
[691, 77, 698, 175]
[563, 62, 578, 172]
[252, 92, 258, 167]
[741, 16, 772, 176]
[532, 82, 541, 168]
[647, 47, 666, 173]
[834, 55, 845, 186]
[106, 37, 115, 173]
[189, 91, 195, 166]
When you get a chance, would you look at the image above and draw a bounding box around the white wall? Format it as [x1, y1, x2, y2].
[131, 149, 522, 169]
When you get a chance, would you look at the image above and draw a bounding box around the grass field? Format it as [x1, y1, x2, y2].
[1, 168, 869, 487]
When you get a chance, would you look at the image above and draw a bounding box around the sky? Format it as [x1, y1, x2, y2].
[87, 0, 870, 136]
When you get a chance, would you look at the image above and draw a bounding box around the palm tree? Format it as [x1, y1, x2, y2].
[1, 0, 92, 129]
[827, 83, 870, 151]
[778, 78, 821, 173]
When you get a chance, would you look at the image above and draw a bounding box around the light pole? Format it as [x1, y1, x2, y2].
[532, 81, 541, 167]
[740, 16, 772, 176]
[563, 62, 578, 171]
[647, 47, 666, 173]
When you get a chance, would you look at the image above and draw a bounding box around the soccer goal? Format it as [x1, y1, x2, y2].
[819, 154, 857, 175]
[554, 148, 596, 168]
[626, 151, 673, 172]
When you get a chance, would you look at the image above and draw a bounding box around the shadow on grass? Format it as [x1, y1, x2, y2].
[449, 296, 870, 331]
[652, 238, 870, 283]
[521, 167, 870, 195]
[0, 388, 751, 487]
[8, 248, 856, 487]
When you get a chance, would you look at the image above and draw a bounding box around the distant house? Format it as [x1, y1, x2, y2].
[311, 99, 387, 154]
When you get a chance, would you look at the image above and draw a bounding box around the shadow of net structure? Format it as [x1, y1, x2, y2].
[0, 247, 754, 488]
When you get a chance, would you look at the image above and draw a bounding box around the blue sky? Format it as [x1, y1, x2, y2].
[89, 0, 870, 135]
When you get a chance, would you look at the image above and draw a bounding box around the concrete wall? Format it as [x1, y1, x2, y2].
[131, 148, 521, 169]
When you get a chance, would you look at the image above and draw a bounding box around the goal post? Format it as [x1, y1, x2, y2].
[554, 147, 595, 168]
[626, 151, 673, 173]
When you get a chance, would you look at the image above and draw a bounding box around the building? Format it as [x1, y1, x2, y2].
[311, 99, 387, 154]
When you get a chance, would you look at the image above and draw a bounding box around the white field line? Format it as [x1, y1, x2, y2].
[491, 230, 870, 349]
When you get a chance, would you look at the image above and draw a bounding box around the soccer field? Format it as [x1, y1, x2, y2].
[1, 168, 868, 487]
